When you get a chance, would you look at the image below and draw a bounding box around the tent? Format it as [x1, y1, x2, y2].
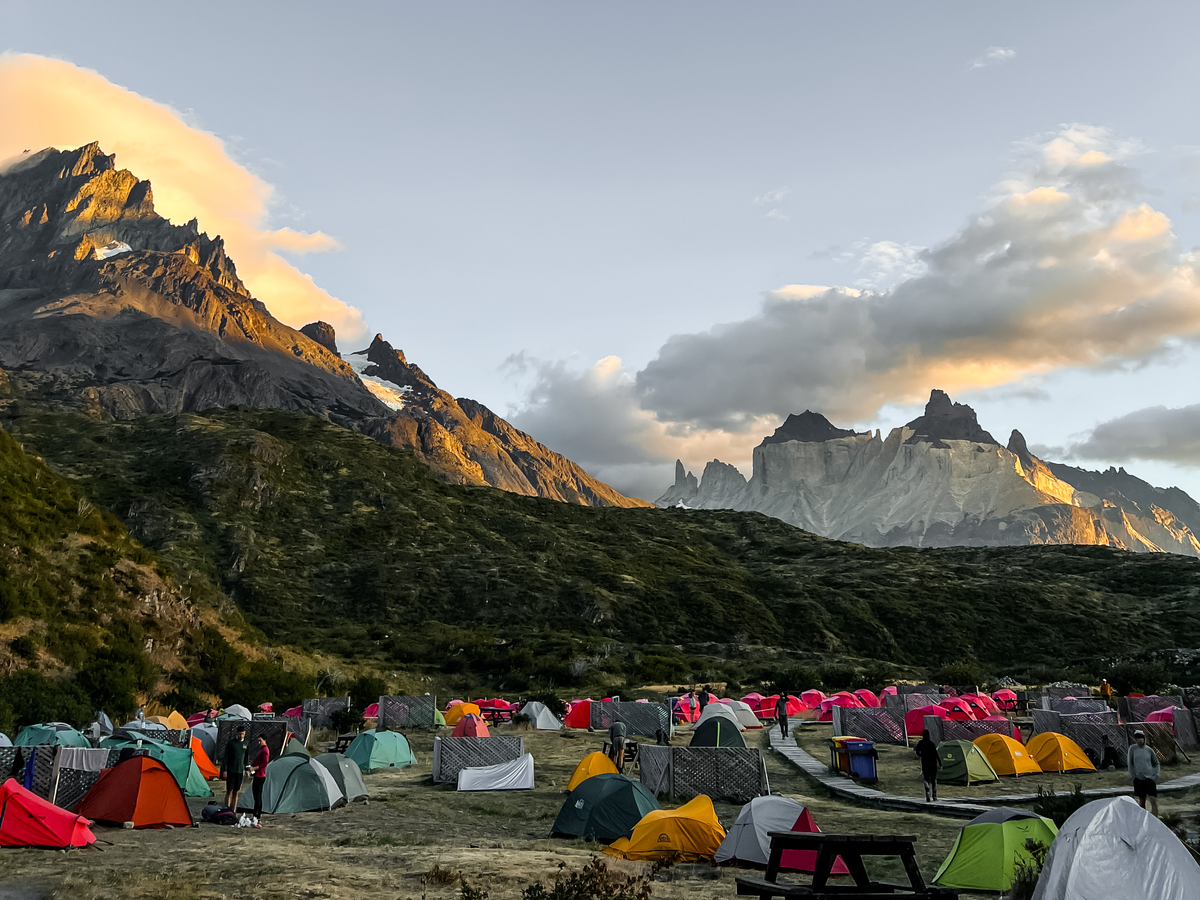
[186, 710, 219, 726]
[939, 698, 977, 721]
[457, 753, 535, 791]
[345, 729, 416, 773]
[973, 734, 1041, 777]
[146, 711, 189, 730]
[1031, 796, 1200, 900]
[0, 779, 94, 848]
[854, 689, 880, 708]
[936, 740, 1000, 785]
[361, 703, 378, 718]
[14, 723, 91, 748]
[800, 689, 826, 708]
[934, 807, 1058, 892]
[91, 711, 114, 737]
[238, 756, 344, 814]
[567, 752, 619, 792]
[444, 703, 482, 727]
[221, 704, 252, 721]
[192, 722, 218, 759]
[0, 734, 10, 748]
[992, 689, 1018, 710]
[564, 700, 593, 729]
[604, 795, 726, 862]
[695, 703, 745, 732]
[718, 700, 763, 729]
[281, 737, 311, 758]
[451, 715, 490, 738]
[760, 695, 804, 717]
[904, 704, 949, 736]
[314, 753, 369, 802]
[99, 733, 213, 797]
[714, 795, 850, 874]
[519, 701, 563, 731]
[1026, 732, 1096, 774]
[551, 774, 661, 843]
[191, 736, 220, 780]
[75, 757, 193, 829]
[690, 717, 746, 748]
[962, 694, 1001, 716]
[817, 694, 861, 721]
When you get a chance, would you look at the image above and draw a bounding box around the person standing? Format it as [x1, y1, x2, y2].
[608, 720, 628, 773]
[697, 688, 709, 716]
[223, 724, 249, 811]
[914, 729, 941, 802]
[248, 735, 270, 826]
[1100, 679, 1113, 704]
[775, 692, 790, 738]
[1127, 729, 1160, 816]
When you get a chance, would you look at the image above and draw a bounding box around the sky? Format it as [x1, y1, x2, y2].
[5, 3, 1200, 501]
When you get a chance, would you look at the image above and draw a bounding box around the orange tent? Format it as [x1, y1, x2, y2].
[0, 779, 94, 848]
[146, 711, 190, 730]
[1026, 732, 1096, 774]
[75, 757, 193, 829]
[191, 736, 220, 780]
[567, 751, 619, 791]
[451, 715, 490, 738]
[973, 734, 1041, 777]
[444, 703, 482, 726]
[604, 795, 727, 862]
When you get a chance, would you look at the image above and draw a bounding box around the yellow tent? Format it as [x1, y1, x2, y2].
[444, 703, 482, 727]
[973, 734, 1042, 777]
[1026, 732, 1096, 774]
[604, 795, 726, 862]
[146, 711, 190, 730]
[567, 752, 619, 792]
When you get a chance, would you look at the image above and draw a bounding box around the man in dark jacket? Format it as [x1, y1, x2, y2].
[775, 693, 790, 738]
[914, 729, 940, 802]
[223, 725, 249, 810]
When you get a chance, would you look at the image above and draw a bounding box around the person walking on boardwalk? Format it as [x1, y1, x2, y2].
[1128, 729, 1160, 816]
[775, 692, 790, 738]
[248, 735, 270, 826]
[223, 724, 249, 811]
[914, 729, 941, 802]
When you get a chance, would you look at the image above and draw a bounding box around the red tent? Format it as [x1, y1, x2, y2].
[800, 689, 826, 708]
[563, 699, 592, 728]
[854, 689, 880, 708]
[817, 695, 861, 721]
[75, 757, 193, 829]
[881, 686, 898, 697]
[939, 698, 977, 721]
[451, 714, 490, 737]
[363, 702, 379, 718]
[904, 704, 949, 736]
[991, 689, 1018, 710]
[186, 709, 219, 726]
[284, 705, 303, 718]
[0, 779, 94, 848]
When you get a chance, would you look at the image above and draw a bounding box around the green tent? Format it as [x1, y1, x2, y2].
[551, 773, 661, 843]
[934, 807, 1058, 892]
[14, 723, 91, 748]
[315, 752, 369, 802]
[937, 739, 1000, 786]
[345, 729, 416, 773]
[434, 709, 446, 727]
[99, 733, 213, 798]
[281, 737, 311, 758]
[238, 756, 344, 814]
[690, 718, 746, 748]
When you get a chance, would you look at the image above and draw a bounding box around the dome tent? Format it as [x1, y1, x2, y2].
[99, 732, 212, 798]
[973, 734, 1041, 777]
[1026, 732, 1096, 774]
[695, 703, 745, 732]
[714, 795, 849, 875]
[239, 756, 344, 814]
[345, 729, 416, 773]
[451, 715, 489, 737]
[14, 723, 91, 748]
[519, 701, 563, 731]
[315, 753, 369, 802]
[1031, 797, 1200, 900]
[690, 717, 746, 748]
[937, 739, 1000, 785]
[444, 703, 481, 726]
[75, 757, 193, 829]
[604, 794, 726, 862]
[551, 774, 660, 843]
[567, 752, 619, 791]
[934, 807, 1057, 892]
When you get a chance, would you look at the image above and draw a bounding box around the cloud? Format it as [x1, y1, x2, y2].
[1068, 405, 1200, 465]
[970, 46, 1017, 69]
[754, 187, 788, 206]
[0, 54, 365, 340]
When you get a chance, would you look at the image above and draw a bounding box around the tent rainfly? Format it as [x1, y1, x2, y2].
[934, 807, 1057, 892]
[694, 703, 745, 732]
[519, 701, 563, 731]
[457, 753, 535, 791]
[239, 756, 344, 814]
[567, 752, 619, 792]
[0, 779, 95, 848]
[314, 753, 369, 802]
[75, 757, 193, 829]
[604, 795, 726, 862]
[690, 717, 746, 748]
[936, 740, 1000, 786]
[345, 729, 416, 773]
[551, 774, 660, 843]
[714, 795, 849, 874]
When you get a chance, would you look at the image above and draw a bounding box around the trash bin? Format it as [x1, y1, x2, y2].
[843, 739, 878, 783]
[829, 736, 862, 775]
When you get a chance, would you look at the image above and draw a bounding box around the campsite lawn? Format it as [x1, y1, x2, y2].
[2, 723, 1195, 899]
[792, 720, 1200, 800]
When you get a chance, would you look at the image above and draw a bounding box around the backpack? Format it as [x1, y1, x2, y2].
[201, 804, 238, 825]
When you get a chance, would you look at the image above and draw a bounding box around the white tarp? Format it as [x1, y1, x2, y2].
[695, 703, 746, 732]
[1032, 796, 1200, 900]
[457, 753, 535, 791]
[718, 699, 763, 729]
[715, 795, 809, 866]
[520, 701, 563, 731]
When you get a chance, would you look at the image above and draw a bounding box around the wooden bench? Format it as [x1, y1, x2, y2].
[735, 833, 958, 900]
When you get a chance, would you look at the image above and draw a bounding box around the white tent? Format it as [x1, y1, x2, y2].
[519, 701, 563, 731]
[0, 733, 11, 748]
[695, 703, 746, 732]
[716, 796, 812, 867]
[220, 704, 253, 721]
[457, 753, 535, 791]
[718, 699, 763, 729]
[1032, 796, 1200, 900]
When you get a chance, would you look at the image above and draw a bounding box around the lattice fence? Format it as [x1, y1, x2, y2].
[1174, 708, 1199, 751]
[590, 701, 671, 739]
[1038, 712, 1127, 768]
[302, 696, 349, 728]
[1047, 698, 1108, 715]
[637, 746, 767, 803]
[1120, 696, 1182, 722]
[939, 685, 979, 697]
[285, 718, 312, 744]
[885, 692, 947, 712]
[161, 729, 191, 749]
[1043, 685, 1090, 701]
[432, 736, 524, 784]
[924, 717, 1015, 746]
[896, 684, 941, 695]
[378, 695, 438, 729]
[831, 707, 906, 746]
[0, 748, 17, 779]
[1126, 722, 1176, 764]
[638, 745, 672, 796]
[213, 719, 291, 766]
[24, 746, 57, 798]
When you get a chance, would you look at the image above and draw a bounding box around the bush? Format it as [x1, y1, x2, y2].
[770, 665, 822, 696]
[0, 670, 93, 733]
[330, 706, 365, 734]
[520, 858, 656, 900]
[1006, 839, 1051, 900]
[1033, 782, 1087, 827]
[1104, 659, 1168, 696]
[935, 660, 985, 689]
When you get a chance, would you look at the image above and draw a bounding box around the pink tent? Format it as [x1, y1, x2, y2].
[881, 686, 898, 697]
[186, 710, 219, 726]
[966, 694, 1001, 716]
[854, 689, 880, 708]
[817, 694, 861, 722]
[1146, 707, 1177, 724]
[800, 689, 826, 708]
[939, 698, 976, 721]
[258, 702, 273, 713]
[363, 702, 379, 718]
[564, 699, 592, 728]
[741, 693, 765, 705]
[446, 699, 463, 708]
[904, 704, 949, 736]
[283, 705, 302, 718]
[992, 689, 1018, 710]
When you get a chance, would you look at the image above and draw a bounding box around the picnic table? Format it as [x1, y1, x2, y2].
[476, 706, 513, 724]
[735, 833, 957, 899]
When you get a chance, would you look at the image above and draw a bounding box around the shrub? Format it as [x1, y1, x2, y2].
[520, 858, 656, 900]
[329, 706, 365, 734]
[935, 660, 985, 689]
[1006, 839, 1050, 900]
[1033, 782, 1087, 827]
[1104, 659, 1168, 696]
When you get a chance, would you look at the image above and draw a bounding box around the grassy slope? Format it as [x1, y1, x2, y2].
[6, 404, 1200, 682]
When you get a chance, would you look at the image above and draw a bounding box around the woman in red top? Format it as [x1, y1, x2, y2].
[249, 736, 270, 825]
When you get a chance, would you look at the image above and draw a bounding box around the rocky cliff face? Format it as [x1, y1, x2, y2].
[659, 392, 1200, 555]
[0, 143, 646, 508]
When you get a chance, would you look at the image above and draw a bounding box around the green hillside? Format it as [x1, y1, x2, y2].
[4, 401, 1200, 701]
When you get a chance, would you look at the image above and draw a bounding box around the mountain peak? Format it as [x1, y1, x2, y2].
[903, 389, 997, 447]
[762, 410, 865, 444]
[300, 321, 339, 355]
[1007, 428, 1034, 469]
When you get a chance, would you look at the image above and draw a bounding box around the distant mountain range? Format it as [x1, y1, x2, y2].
[0, 143, 645, 508]
[659, 390, 1200, 555]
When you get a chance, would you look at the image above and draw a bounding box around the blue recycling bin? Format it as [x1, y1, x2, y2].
[843, 739, 878, 783]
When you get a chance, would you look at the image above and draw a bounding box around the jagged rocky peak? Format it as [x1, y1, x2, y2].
[1007, 429, 1034, 469]
[300, 321, 339, 355]
[761, 410, 865, 445]
[360, 333, 440, 395]
[903, 389, 998, 447]
[673, 459, 699, 492]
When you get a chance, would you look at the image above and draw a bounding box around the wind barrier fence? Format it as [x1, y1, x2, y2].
[638, 745, 768, 803]
[590, 700, 672, 739]
[925, 717, 1015, 746]
[1032, 710, 1126, 768]
[378, 695, 439, 729]
[302, 696, 349, 728]
[431, 736, 524, 783]
[214, 719, 291, 765]
[831, 706, 906, 746]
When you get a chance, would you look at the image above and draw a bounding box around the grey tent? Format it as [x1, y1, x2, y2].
[315, 753, 369, 802]
[519, 701, 563, 731]
[192, 722, 217, 759]
[0, 733, 10, 748]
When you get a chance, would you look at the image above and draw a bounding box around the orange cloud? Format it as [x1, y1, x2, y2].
[0, 53, 365, 341]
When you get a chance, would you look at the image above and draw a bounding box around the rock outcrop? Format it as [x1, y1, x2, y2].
[0, 143, 646, 508]
[659, 390, 1200, 555]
